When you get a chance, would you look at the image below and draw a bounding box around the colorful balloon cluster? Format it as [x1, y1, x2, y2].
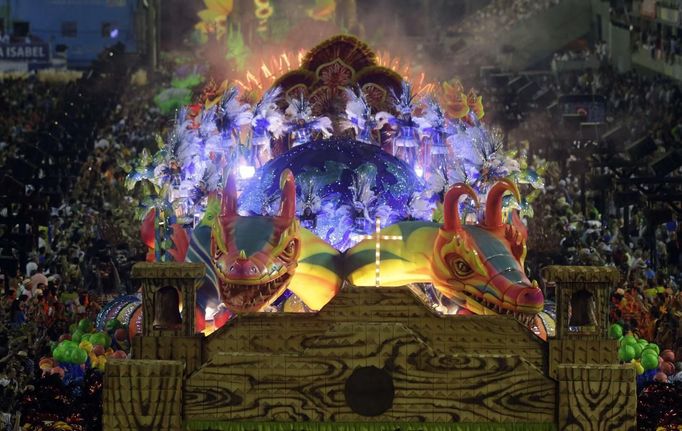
[43, 318, 129, 383]
[609, 323, 672, 380]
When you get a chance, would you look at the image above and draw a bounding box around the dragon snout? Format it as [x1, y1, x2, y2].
[229, 261, 262, 278]
[503, 283, 544, 313]
[215, 258, 264, 280]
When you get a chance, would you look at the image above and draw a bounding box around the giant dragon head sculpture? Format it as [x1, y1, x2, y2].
[431, 180, 544, 323]
[211, 169, 300, 312]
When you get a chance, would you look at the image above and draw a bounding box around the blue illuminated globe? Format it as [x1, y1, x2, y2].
[239, 138, 426, 250]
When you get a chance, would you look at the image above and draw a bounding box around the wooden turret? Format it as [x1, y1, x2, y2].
[542, 266, 636, 430]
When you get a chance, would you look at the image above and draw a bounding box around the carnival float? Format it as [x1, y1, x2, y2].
[39, 34, 671, 430]
[113, 34, 557, 338]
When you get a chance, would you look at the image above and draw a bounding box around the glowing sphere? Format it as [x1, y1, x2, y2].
[239, 138, 426, 250]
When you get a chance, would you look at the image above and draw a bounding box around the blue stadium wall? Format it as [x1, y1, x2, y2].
[3, 0, 138, 68]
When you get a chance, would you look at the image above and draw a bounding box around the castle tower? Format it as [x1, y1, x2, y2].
[103, 263, 206, 430]
[129, 262, 205, 373]
[541, 266, 636, 430]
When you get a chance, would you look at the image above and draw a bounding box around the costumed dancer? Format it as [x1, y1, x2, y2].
[349, 169, 377, 234]
[133, 108, 196, 224]
[155, 108, 196, 192]
[340, 86, 377, 145]
[298, 180, 321, 231]
[184, 161, 220, 223]
[415, 97, 457, 180]
[250, 86, 285, 168]
[284, 93, 333, 148]
[205, 86, 252, 176]
[378, 82, 421, 168]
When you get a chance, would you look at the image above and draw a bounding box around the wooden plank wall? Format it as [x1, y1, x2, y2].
[187, 287, 554, 424]
[548, 339, 618, 380]
[186, 332, 555, 422]
[557, 364, 637, 430]
[204, 288, 548, 370]
[103, 359, 183, 431]
[132, 335, 204, 375]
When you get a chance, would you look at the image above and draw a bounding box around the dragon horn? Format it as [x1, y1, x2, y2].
[221, 173, 238, 217]
[484, 179, 521, 228]
[443, 183, 478, 232]
[277, 169, 296, 222]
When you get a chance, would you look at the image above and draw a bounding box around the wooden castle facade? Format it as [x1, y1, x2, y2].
[102, 263, 636, 430]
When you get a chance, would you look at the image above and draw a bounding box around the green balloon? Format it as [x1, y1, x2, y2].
[618, 344, 636, 362]
[637, 338, 649, 346]
[644, 343, 660, 355]
[632, 343, 643, 359]
[66, 347, 82, 364]
[71, 329, 83, 343]
[75, 348, 88, 364]
[641, 353, 659, 371]
[81, 333, 91, 342]
[53, 344, 66, 362]
[621, 335, 637, 346]
[90, 332, 111, 348]
[608, 324, 623, 339]
[61, 340, 79, 350]
[105, 319, 122, 331]
[78, 318, 93, 333]
[69, 323, 78, 334]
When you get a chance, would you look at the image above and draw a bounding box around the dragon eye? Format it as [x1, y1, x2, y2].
[286, 240, 296, 254]
[452, 259, 473, 277]
[214, 249, 223, 260]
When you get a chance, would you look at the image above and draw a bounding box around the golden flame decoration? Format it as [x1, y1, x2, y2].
[229, 47, 483, 118]
[233, 50, 306, 101]
[375, 51, 436, 98]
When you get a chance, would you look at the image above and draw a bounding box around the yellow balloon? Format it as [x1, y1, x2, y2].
[79, 340, 93, 353]
[96, 356, 107, 370]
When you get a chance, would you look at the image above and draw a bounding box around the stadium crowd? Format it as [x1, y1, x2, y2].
[1, 19, 682, 428]
[0, 46, 171, 428]
[483, 57, 682, 359]
[462, 0, 563, 34]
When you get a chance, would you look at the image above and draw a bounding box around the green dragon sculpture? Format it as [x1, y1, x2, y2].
[344, 179, 544, 324]
[186, 169, 343, 316]
[177, 172, 543, 331]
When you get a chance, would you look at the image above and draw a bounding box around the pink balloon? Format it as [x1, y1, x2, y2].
[51, 367, 65, 379]
[111, 350, 127, 359]
[661, 361, 675, 376]
[92, 345, 105, 356]
[654, 372, 668, 383]
[114, 328, 128, 342]
[661, 349, 675, 363]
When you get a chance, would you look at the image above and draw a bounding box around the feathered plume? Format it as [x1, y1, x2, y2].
[285, 93, 333, 141]
[285, 92, 313, 120]
[415, 97, 452, 136]
[188, 163, 220, 206]
[252, 86, 285, 139]
[214, 86, 252, 143]
[391, 81, 417, 116]
[455, 126, 519, 193]
[166, 108, 196, 165]
[297, 179, 323, 214]
[341, 86, 376, 144]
